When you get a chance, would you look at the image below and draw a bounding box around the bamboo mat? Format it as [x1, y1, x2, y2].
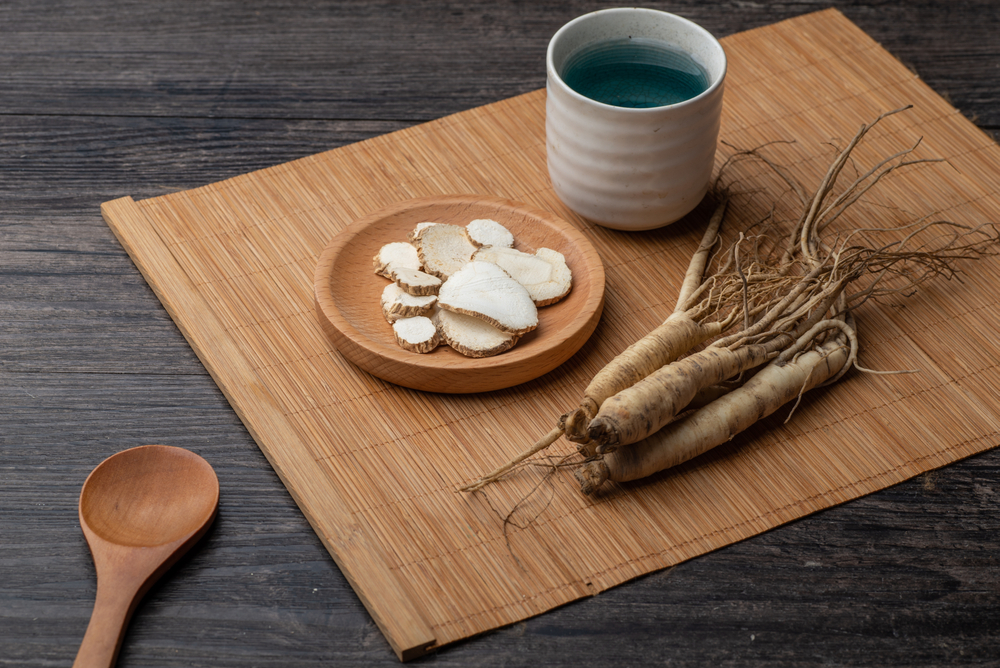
[101, 9, 1000, 661]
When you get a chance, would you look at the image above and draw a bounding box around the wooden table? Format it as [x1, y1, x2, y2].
[3, 1, 998, 665]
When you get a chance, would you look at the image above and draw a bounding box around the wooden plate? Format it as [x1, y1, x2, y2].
[314, 195, 605, 393]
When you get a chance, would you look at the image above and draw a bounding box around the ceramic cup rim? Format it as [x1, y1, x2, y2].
[546, 7, 727, 114]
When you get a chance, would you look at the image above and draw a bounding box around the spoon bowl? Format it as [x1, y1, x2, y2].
[74, 445, 219, 668]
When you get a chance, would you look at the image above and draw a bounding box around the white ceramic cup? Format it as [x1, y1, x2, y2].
[546, 8, 727, 231]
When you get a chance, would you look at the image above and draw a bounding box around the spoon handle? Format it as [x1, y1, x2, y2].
[73, 573, 145, 668]
[73, 539, 175, 668]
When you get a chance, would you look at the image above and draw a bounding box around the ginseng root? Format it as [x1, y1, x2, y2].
[586, 274, 852, 451]
[586, 340, 777, 451]
[577, 325, 852, 494]
[561, 310, 717, 443]
[460, 197, 734, 492]
[561, 197, 732, 443]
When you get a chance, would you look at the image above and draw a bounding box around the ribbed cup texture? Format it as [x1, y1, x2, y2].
[545, 8, 726, 230]
[546, 78, 723, 230]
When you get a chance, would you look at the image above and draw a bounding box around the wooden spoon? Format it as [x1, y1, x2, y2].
[74, 445, 219, 668]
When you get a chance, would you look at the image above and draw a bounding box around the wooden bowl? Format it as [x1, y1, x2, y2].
[314, 195, 605, 393]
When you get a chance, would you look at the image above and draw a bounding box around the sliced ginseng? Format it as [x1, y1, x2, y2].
[414, 223, 478, 279]
[437, 261, 538, 335]
[373, 241, 421, 279]
[407, 221, 437, 243]
[437, 308, 519, 358]
[472, 246, 572, 306]
[392, 266, 442, 296]
[391, 316, 441, 354]
[464, 218, 514, 248]
[380, 283, 437, 323]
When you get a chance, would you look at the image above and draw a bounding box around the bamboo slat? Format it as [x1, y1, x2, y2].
[101, 9, 1000, 661]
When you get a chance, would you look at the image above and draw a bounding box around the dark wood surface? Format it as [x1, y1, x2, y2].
[2, 1, 999, 665]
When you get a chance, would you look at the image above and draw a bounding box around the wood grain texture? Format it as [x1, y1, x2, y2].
[2, 1, 1000, 666]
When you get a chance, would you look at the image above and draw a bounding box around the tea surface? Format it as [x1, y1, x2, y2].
[561, 38, 709, 108]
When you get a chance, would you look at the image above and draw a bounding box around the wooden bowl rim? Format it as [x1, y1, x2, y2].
[313, 194, 605, 393]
